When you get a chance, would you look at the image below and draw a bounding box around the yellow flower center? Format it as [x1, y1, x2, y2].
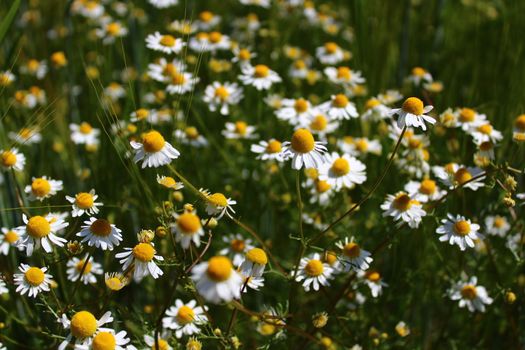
[207, 193, 228, 207]
[214, 86, 230, 100]
[151, 339, 169, 350]
[477, 124, 493, 135]
[336, 66, 351, 80]
[105, 276, 125, 291]
[323, 251, 337, 265]
[206, 256, 233, 282]
[160, 35, 176, 47]
[230, 239, 246, 252]
[142, 131, 166, 153]
[454, 168, 472, 185]
[366, 271, 381, 282]
[92, 331, 116, 350]
[159, 176, 177, 188]
[106, 22, 121, 36]
[76, 192, 94, 209]
[199, 11, 213, 22]
[132, 243, 155, 262]
[208, 31, 222, 43]
[79, 122, 93, 134]
[332, 94, 348, 108]
[4, 230, 19, 244]
[343, 242, 360, 258]
[171, 72, 186, 85]
[402, 97, 424, 115]
[459, 108, 475, 122]
[246, 248, 268, 265]
[235, 121, 248, 135]
[1, 151, 17, 167]
[393, 193, 413, 211]
[304, 259, 324, 277]
[177, 213, 201, 234]
[460, 285, 477, 300]
[76, 260, 93, 274]
[265, 140, 282, 153]
[294, 60, 306, 69]
[514, 115, 525, 131]
[291, 129, 315, 153]
[24, 267, 45, 286]
[31, 178, 51, 197]
[365, 98, 380, 110]
[27, 216, 51, 238]
[419, 179, 436, 195]
[90, 219, 112, 237]
[324, 42, 338, 54]
[294, 99, 309, 113]
[493, 216, 505, 228]
[355, 139, 368, 152]
[163, 63, 178, 77]
[331, 158, 350, 176]
[310, 115, 327, 131]
[184, 127, 199, 139]
[70, 311, 98, 339]
[238, 49, 251, 60]
[411, 67, 426, 77]
[135, 108, 149, 120]
[176, 305, 195, 325]
[254, 65, 270, 78]
[453, 220, 471, 236]
[315, 180, 331, 193]
[27, 59, 40, 71]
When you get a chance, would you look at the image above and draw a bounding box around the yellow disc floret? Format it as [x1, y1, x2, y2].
[402, 97, 424, 115]
[266, 140, 282, 153]
[207, 193, 228, 207]
[76, 192, 94, 209]
[291, 129, 315, 153]
[25, 267, 45, 286]
[454, 168, 472, 185]
[419, 179, 436, 195]
[31, 178, 51, 197]
[206, 256, 233, 282]
[343, 242, 360, 258]
[331, 158, 350, 176]
[460, 285, 477, 300]
[332, 94, 349, 108]
[453, 220, 471, 236]
[142, 131, 166, 153]
[254, 65, 269, 78]
[92, 331, 116, 350]
[176, 305, 195, 325]
[132, 243, 155, 262]
[246, 248, 268, 265]
[160, 35, 176, 47]
[1, 150, 17, 167]
[27, 216, 51, 238]
[177, 213, 201, 234]
[304, 259, 324, 277]
[70, 311, 98, 339]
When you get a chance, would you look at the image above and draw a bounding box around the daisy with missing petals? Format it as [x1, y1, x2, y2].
[250, 139, 286, 161]
[436, 214, 482, 251]
[433, 163, 485, 191]
[448, 276, 493, 312]
[162, 299, 208, 338]
[239, 248, 268, 278]
[77, 217, 123, 250]
[24, 176, 63, 201]
[1, 148, 26, 171]
[318, 152, 367, 190]
[381, 192, 426, 228]
[17, 214, 68, 256]
[58, 311, 113, 350]
[171, 211, 205, 249]
[66, 189, 103, 217]
[294, 253, 334, 292]
[318, 94, 358, 120]
[145, 32, 185, 54]
[280, 128, 327, 170]
[239, 64, 281, 91]
[219, 234, 253, 267]
[222, 121, 257, 140]
[404, 179, 445, 203]
[157, 175, 184, 190]
[1, 227, 21, 255]
[66, 255, 103, 284]
[203, 81, 243, 115]
[390, 97, 435, 131]
[191, 256, 243, 303]
[484, 215, 510, 237]
[130, 130, 180, 168]
[116, 242, 164, 280]
[316, 42, 344, 65]
[335, 237, 373, 272]
[14, 264, 53, 297]
[200, 190, 237, 219]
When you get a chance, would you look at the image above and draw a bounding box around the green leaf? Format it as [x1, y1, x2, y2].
[0, 0, 21, 44]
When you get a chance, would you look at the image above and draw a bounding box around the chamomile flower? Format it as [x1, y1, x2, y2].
[469, 123, 503, 144]
[281, 128, 327, 170]
[448, 276, 493, 312]
[162, 299, 208, 338]
[1, 227, 21, 255]
[174, 127, 209, 147]
[144, 334, 173, 350]
[78, 330, 134, 350]
[66, 255, 103, 284]
[1, 148, 26, 171]
[116, 242, 164, 280]
[157, 175, 183, 190]
[294, 253, 334, 292]
[219, 234, 253, 267]
[360, 270, 388, 298]
[275, 98, 314, 125]
[231, 46, 256, 67]
[239, 248, 268, 278]
[0, 70, 16, 86]
[201, 31, 231, 51]
[335, 237, 373, 272]
[381, 192, 426, 228]
[70, 122, 100, 145]
[324, 66, 365, 87]
[146, 32, 185, 54]
[407, 67, 433, 85]
[14, 264, 53, 297]
[77, 217, 123, 251]
[361, 98, 391, 121]
[484, 215, 510, 237]
[390, 97, 435, 131]
[288, 59, 310, 79]
[203, 81, 244, 115]
[76, 1, 105, 19]
[395, 321, 411, 337]
[436, 214, 482, 251]
[308, 179, 335, 206]
[58, 311, 114, 350]
[512, 114, 525, 142]
[20, 59, 48, 79]
[404, 179, 445, 203]
[338, 137, 382, 157]
[166, 72, 199, 95]
[104, 272, 129, 291]
[251, 139, 286, 161]
[454, 107, 487, 131]
[9, 127, 42, 144]
[147, 58, 187, 83]
[130, 130, 180, 168]
[222, 121, 257, 140]
[239, 64, 281, 91]
[96, 20, 128, 44]
[103, 82, 125, 101]
[316, 42, 344, 65]
[195, 11, 221, 30]
[17, 214, 68, 256]
[201, 190, 237, 219]
[191, 256, 244, 303]
[24, 176, 63, 201]
[318, 94, 358, 120]
[300, 113, 339, 140]
[433, 163, 485, 191]
[66, 189, 103, 217]
[318, 152, 366, 190]
[171, 211, 205, 249]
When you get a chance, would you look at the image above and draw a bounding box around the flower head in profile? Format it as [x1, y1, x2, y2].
[130, 130, 180, 168]
[390, 97, 435, 131]
[172, 210, 205, 249]
[200, 189, 237, 219]
[1, 227, 21, 255]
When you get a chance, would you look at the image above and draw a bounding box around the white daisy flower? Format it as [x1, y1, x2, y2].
[238, 64, 281, 91]
[70, 122, 100, 145]
[174, 127, 209, 147]
[218, 234, 253, 267]
[436, 214, 482, 251]
[20, 59, 48, 79]
[24, 176, 63, 201]
[404, 179, 445, 203]
[201, 190, 237, 219]
[280, 128, 327, 170]
[513, 114, 525, 142]
[103, 82, 126, 101]
[147, 58, 187, 83]
[130, 130, 180, 168]
[468, 123, 503, 144]
[318, 152, 366, 190]
[432, 163, 485, 191]
[95, 20, 128, 44]
[66, 255, 103, 284]
[76, 329, 134, 350]
[143, 334, 173, 350]
[454, 107, 487, 131]
[1, 147, 26, 171]
[308, 179, 335, 206]
[361, 97, 391, 121]
[168, 19, 197, 35]
[324, 66, 365, 87]
[378, 90, 403, 105]
[484, 215, 510, 237]
[203, 81, 243, 115]
[191, 256, 244, 304]
[250, 139, 286, 161]
[380, 192, 426, 228]
[77, 217, 123, 251]
[9, 128, 42, 144]
[222, 121, 257, 140]
[201, 31, 231, 51]
[66, 189, 104, 217]
[315, 42, 344, 65]
[294, 253, 334, 292]
[448, 276, 493, 313]
[231, 46, 256, 67]
[195, 11, 221, 30]
[0, 70, 16, 85]
[165, 72, 199, 95]
[156, 175, 184, 190]
[275, 98, 314, 125]
[288, 59, 310, 79]
[239, 248, 268, 278]
[16, 214, 68, 256]
[335, 237, 373, 272]
[299, 113, 339, 140]
[338, 137, 382, 157]
[389, 97, 435, 131]
[171, 211, 205, 249]
[58, 311, 113, 350]
[0, 227, 21, 255]
[116, 242, 164, 281]
[318, 94, 358, 120]
[148, 0, 179, 8]
[145, 32, 185, 54]
[14, 264, 53, 297]
[243, 275, 265, 292]
[406, 67, 433, 85]
[162, 299, 208, 338]
[359, 270, 388, 298]
[76, 2, 105, 19]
